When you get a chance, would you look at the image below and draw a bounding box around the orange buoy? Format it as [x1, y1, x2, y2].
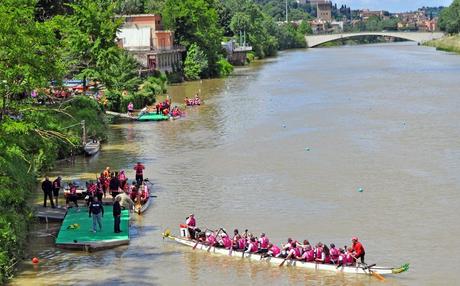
[32, 257, 39, 264]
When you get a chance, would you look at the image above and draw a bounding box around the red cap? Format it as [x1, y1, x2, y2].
[351, 236, 358, 241]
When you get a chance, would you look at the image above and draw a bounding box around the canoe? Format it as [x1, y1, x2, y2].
[134, 184, 152, 214]
[137, 112, 169, 121]
[162, 230, 409, 277]
[84, 141, 100, 155]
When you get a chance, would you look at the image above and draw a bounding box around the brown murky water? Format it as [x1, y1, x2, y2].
[12, 43, 460, 286]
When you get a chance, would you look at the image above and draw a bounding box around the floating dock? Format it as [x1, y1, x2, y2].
[35, 206, 67, 222]
[105, 110, 136, 120]
[55, 207, 130, 251]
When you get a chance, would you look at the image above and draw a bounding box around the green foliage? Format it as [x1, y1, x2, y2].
[0, 0, 65, 119]
[0, 95, 106, 283]
[277, 23, 307, 50]
[56, 0, 124, 85]
[162, 0, 223, 77]
[246, 52, 255, 62]
[99, 51, 142, 92]
[217, 58, 234, 77]
[184, 44, 209, 80]
[439, 0, 460, 34]
[298, 20, 313, 35]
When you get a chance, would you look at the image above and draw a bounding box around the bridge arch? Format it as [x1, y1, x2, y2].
[305, 32, 444, 48]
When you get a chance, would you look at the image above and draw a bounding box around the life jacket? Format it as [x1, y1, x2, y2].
[259, 237, 269, 249]
[305, 249, 315, 262]
[270, 245, 281, 256]
[186, 217, 196, 227]
[330, 247, 340, 261]
[250, 241, 259, 253]
[344, 253, 354, 265]
[207, 234, 216, 245]
[222, 236, 232, 249]
[315, 247, 323, 259]
[238, 238, 246, 249]
[70, 186, 77, 195]
[323, 253, 331, 264]
[134, 164, 144, 175]
[88, 184, 97, 195]
[119, 172, 126, 181]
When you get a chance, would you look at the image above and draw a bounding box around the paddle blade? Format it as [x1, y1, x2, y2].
[372, 271, 385, 281]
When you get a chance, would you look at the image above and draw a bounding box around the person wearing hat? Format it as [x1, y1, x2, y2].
[52, 176, 62, 207]
[185, 214, 196, 239]
[351, 236, 365, 264]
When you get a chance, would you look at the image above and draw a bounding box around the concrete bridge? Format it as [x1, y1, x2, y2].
[305, 32, 445, 48]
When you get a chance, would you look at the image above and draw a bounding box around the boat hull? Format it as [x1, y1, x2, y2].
[164, 234, 407, 276]
[84, 141, 100, 155]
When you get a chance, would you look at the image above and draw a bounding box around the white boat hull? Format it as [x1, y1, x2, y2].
[84, 141, 100, 155]
[164, 234, 408, 276]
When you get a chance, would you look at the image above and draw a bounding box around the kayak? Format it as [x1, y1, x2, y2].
[162, 229, 409, 277]
[137, 112, 169, 121]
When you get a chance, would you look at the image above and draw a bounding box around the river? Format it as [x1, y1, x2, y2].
[12, 42, 460, 286]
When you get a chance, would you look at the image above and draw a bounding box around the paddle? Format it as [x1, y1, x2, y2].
[207, 228, 222, 252]
[351, 255, 385, 281]
[192, 227, 210, 250]
[279, 253, 292, 267]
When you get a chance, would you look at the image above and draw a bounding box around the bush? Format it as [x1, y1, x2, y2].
[246, 52, 255, 63]
[217, 58, 233, 77]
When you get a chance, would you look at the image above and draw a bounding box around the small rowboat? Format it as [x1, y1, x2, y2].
[84, 141, 100, 155]
[134, 183, 152, 214]
[162, 230, 409, 277]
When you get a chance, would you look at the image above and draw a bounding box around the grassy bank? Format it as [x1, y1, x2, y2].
[425, 35, 460, 54]
[0, 96, 107, 283]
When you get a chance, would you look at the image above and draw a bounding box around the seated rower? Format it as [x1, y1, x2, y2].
[237, 235, 247, 250]
[266, 243, 281, 258]
[185, 214, 197, 239]
[206, 230, 218, 246]
[285, 241, 301, 260]
[314, 242, 324, 260]
[129, 181, 138, 201]
[219, 233, 232, 249]
[259, 233, 269, 250]
[280, 238, 293, 258]
[315, 244, 331, 264]
[245, 237, 259, 254]
[343, 247, 355, 266]
[329, 243, 340, 264]
[297, 245, 315, 262]
[140, 184, 149, 203]
[184, 97, 190, 106]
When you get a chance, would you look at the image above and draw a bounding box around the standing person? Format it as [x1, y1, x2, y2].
[185, 214, 196, 239]
[113, 196, 122, 233]
[351, 237, 366, 264]
[52, 176, 62, 207]
[89, 196, 104, 233]
[42, 177, 55, 208]
[66, 182, 79, 209]
[118, 170, 127, 190]
[109, 173, 120, 199]
[133, 162, 145, 185]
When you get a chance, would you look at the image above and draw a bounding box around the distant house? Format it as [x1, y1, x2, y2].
[116, 14, 185, 73]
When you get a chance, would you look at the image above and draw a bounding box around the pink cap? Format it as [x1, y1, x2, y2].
[351, 236, 358, 241]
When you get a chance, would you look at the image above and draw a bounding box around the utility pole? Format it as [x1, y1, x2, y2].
[285, 0, 288, 23]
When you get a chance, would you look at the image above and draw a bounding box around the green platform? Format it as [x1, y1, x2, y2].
[55, 207, 129, 250]
[137, 112, 169, 121]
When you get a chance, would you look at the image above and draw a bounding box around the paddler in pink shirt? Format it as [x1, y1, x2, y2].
[266, 243, 281, 257]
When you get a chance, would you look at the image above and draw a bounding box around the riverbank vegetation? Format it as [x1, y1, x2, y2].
[425, 0, 460, 54]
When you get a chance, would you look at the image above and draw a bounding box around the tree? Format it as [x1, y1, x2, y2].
[162, 0, 223, 77]
[99, 51, 142, 92]
[56, 0, 124, 88]
[298, 20, 313, 35]
[115, 0, 145, 15]
[0, 0, 65, 120]
[230, 12, 251, 44]
[183, 44, 208, 80]
[439, 0, 460, 34]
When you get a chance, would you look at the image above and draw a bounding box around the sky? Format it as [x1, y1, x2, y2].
[335, 0, 453, 12]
